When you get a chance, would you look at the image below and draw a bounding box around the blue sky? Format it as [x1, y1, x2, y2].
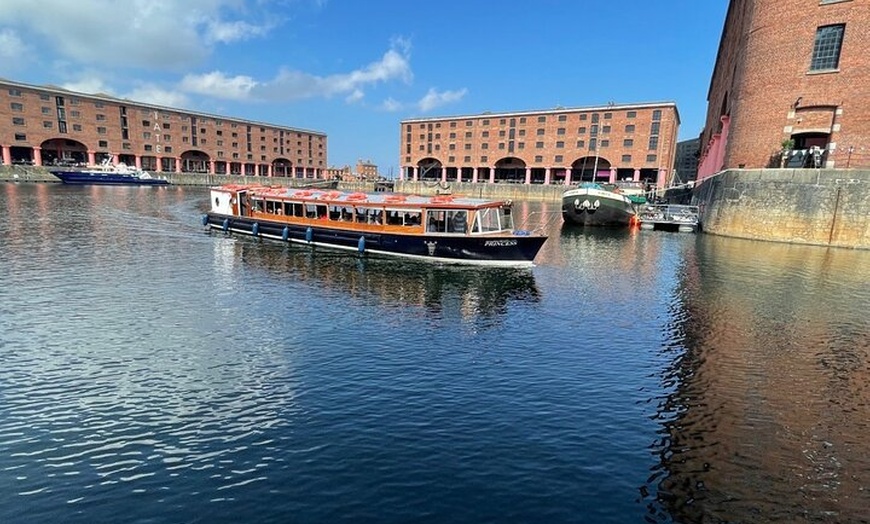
[0, 0, 728, 176]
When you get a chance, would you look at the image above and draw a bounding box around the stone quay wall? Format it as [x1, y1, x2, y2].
[693, 169, 870, 250]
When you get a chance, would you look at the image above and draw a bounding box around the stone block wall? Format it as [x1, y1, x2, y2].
[693, 169, 870, 249]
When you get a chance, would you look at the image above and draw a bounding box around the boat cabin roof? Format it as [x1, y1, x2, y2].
[212, 184, 508, 209]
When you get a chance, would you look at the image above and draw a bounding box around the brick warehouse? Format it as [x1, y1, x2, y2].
[0, 79, 328, 178]
[400, 102, 680, 189]
[698, 0, 870, 180]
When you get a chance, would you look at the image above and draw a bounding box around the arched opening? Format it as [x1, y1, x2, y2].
[494, 157, 527, 183]
[571, 156, 612, 182]
[417, 158, 442, 181]
[40, 138, 88, 166]
[181, 150, 210, 173]
[272, 157, 293, 177]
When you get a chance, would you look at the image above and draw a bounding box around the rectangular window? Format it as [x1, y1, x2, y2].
[98, 140, 108, 148]
[576, 140, 585, 148]
[535, 141, 544, 149]
[537, 116, 546, 123]
[622, 154, 632, 163]
[625, 124, 635, 133]
[97, 126, 107, 134]
[650, 122, 661, 135]
[482, 131, 489, 138]
[464, 156, 471, 162]
[554, 155, 563, 163]
[624, 139, 634, 147]
[558, 115, 567, 122]
[578, 127, 586, 134]
[14, 133, 26, 141]
[600, 140, 609, 148]
[58, 121, 67, 134]
[557, 128, 566, 135]
[810, 24, 845, 71]
[41, 107, 52, 115]
[12, 117, 25, 125]
[648, 136, 659, 150]
[534, 155, 543, 163]
[43, 121, 53, 129]
[536, 128, 545, 135]
[652, 110, 662, 121]
[579, 114, 588, 121]
[626, 111, 636, 118]
[8, 88, 22, 96]
[10, 102, 23, 111]
[556, 141, 565, 148]
[73, 124, 82, 131]
[96, 114, 106, 121]
[589, 138, 597, 150]
[646, 154, 657, 163]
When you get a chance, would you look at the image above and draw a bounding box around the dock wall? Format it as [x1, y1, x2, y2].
[692, 169, 870, 249]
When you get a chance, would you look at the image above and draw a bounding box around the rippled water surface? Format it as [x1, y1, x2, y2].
[1, 183, 868, 523]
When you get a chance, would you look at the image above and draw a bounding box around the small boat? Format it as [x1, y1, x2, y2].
[561, 182, 637, 227]
[50, 159, 169, 186]
[637, 204, 700, 232]
[202, 185, 548, 267]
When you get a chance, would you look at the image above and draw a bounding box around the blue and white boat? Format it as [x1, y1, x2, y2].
[203, 184, 548, 267]
[50, 159, 169, 186]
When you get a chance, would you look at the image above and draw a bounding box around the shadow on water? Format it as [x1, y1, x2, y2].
[214, 233, 541, 321]
[641, 235, 870, 523]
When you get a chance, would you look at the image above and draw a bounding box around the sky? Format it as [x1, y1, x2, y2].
[0, 0, 729, 176]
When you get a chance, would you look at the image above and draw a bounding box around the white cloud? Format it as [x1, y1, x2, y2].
[345, 89, 364, 104]
[418, 87, 468, 112]
[0, 0, 276, 70]
[123, 84, 190, 108]
[381, 97, 403, 112]
[261, 46, 412, 101]
[0, 28, 27, 64]
[179, 71, 258, 100]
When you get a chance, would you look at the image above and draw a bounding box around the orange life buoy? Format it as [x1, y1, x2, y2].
[347, 192, 367, 201]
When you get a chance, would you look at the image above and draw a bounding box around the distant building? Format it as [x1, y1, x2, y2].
[324, 165, 352, 181]
[674, 138, 700, 184]
[355, 159, 378, 179]
[400, 102, 680, 189]
[0, 78, 328, 178]
[698, 0, 870, 180]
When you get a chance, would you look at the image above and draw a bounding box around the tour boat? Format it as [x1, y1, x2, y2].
[561, 182, 637, 227]
[50, 159, 169, 186]
[202, 184, 548, 267]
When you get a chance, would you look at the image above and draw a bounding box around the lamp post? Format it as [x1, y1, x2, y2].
[846, 146, 854, 168]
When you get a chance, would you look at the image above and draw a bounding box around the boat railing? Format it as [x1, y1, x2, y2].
[638, 204, 699, 223]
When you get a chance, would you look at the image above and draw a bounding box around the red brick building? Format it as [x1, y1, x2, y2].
[0, 79, 328, 178]
[400, 102, 680, 189]
[698, 0, 870, 180]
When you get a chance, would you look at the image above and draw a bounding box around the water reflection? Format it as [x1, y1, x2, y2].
[211, 235, 541, 324]
[646, 236, 870, 523]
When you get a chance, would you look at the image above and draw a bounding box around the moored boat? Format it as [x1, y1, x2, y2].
[202, 185, 548, 267]
[50, 159, 169, 186]
[637, 204, 700, 233]
[561, 182, 637, 227]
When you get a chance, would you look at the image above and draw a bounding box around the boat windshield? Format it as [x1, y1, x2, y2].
[475, 206, 513, 233]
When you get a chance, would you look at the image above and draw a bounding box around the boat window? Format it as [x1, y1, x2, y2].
[305, 203, 326, 219]
[426, 210, 447, 233]
[403, 211, 422, 227]
[251, 198, 263, 213]
[475, 207, 502, 232]
[355, 206, 382, 224]
[446, 210, 467, 233]
[328, 205, 352, 221]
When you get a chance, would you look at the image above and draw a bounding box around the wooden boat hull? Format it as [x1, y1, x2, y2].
[204, 213, 547, 267]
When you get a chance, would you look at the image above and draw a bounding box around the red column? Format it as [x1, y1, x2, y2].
[1, 145, 11, 165]
[525, 166, 531, 185]
[33, 147, 43, 166]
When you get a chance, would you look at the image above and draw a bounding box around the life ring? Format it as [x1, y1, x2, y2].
[431, 195, 453, 204]
[347, 192, 367, 201]
[384, 195, 406, 203]
[295, 190, 313, 198]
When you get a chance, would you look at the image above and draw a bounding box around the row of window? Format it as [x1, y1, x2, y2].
[408, 110, 659, 131]
[413, 123, 649, 142]
[404, 154, 658, 165]
[414, 136, 659, 152]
